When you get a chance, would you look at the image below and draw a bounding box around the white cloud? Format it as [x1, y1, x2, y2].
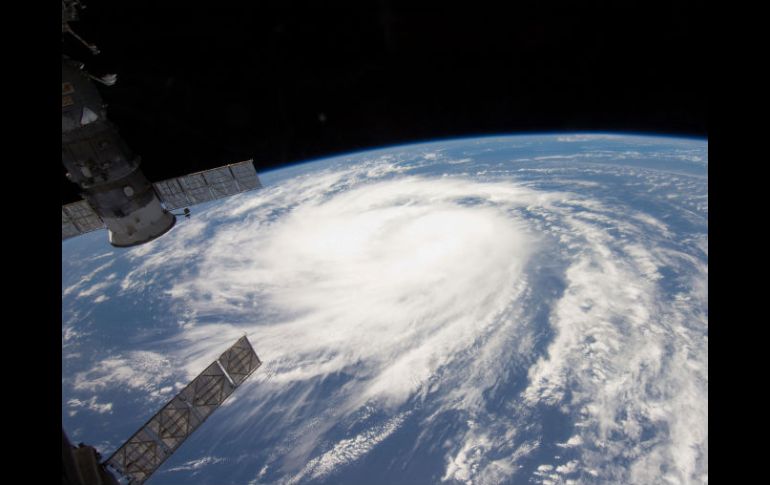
[73, 350, 177, 402]
[520, 208, 707, 483]
[165, 456, 227, 473]
[555, 460, 579, 475]
[289, 412, 409, 483]
[557, 435, 583, 448]
[151, 176, 551, 406]
[442, 433, 492, 484]
[63, 259, 115, 298]
[67, 396, 113, 415]
[66, 153, 706, 483]
[556, 134, 621, 142]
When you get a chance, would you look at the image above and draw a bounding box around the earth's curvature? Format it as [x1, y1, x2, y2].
[62, 134, 708, 485]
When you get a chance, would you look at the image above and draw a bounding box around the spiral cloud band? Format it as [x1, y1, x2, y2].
[63, 137, 707, 484]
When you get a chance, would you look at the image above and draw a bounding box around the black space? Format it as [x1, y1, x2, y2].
[61, 0, 707, 203]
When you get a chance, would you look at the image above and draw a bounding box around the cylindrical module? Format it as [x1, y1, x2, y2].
[62, 59, 175, 246]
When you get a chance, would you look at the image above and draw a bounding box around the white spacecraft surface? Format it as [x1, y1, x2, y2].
[61, 158, 263, 245]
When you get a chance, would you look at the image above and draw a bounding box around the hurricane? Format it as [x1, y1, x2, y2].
[63, 134, 708, 485]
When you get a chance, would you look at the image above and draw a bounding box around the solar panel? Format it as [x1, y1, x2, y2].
[106, 336, 261, 484]
[178, 172, 213, 206]
[62, 200, 104, 240]
[153, 160, 262, 211]
[152, 178, 188, 211]
[203, 166, 240, 199]
[230, 160, 262, 191]
[218, 336, 262, 386]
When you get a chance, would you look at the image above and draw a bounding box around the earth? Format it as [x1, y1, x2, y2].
[62, 133, 708, 485]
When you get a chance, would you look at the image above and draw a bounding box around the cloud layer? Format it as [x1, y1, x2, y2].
[63, 140, 707, 484]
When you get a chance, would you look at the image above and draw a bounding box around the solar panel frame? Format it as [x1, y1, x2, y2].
[62, 200, 104, 240]
[62, 212, 80, 239]
[230, 160, 262, 190]
[153, 160, 262, 211]
[219, 336, 262, 386]
[177, 173, 213, 205]
[203, 166, 240, 199]
[152, 178, 189, 211]
[106, 336, 261, 484]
